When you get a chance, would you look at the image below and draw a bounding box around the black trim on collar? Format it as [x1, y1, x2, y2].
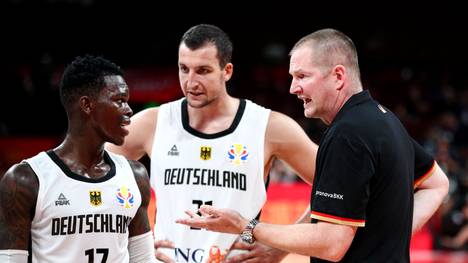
[46, 150, 116, 183]
[181, 99, 246, 139]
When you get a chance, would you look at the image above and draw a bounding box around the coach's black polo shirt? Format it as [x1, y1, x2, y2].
[310, 90, 435, 263]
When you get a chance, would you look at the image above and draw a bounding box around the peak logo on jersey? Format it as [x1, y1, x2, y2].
[168, 144, 179, 156]
[227, 144, 249, 165]
[89, 190, 102, 206]
[55, 193, 70, 206]
[207, 245, 227, 263]
[200, 146, 212, 160]
[116, 186, 134, 208]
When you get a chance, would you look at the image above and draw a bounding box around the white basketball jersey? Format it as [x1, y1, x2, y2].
[26, 150, 141, 263]
[151, 98, 270, 263]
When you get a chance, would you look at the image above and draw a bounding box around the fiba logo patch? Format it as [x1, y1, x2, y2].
[116, 186, 134, 208]
[227, 144, 249, 165]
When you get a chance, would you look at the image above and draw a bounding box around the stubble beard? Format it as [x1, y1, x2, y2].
[187, 95, 215, 109]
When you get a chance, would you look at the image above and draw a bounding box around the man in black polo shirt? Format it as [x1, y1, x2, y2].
[176, 28, 449, 262]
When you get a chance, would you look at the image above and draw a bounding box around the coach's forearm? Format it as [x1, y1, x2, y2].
[253, 221, 354, 262]
[412, 164, 449, 234]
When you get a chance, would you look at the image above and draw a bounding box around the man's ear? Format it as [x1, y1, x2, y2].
[334, 65, 345, 90]
[79, 96, 93, 114]
[224, 63, 233, 82]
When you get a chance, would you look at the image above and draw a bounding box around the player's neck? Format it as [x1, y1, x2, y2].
[187, 96, 240, 133]
[53, 144, 110, 179]
[55, 135, 106, 169]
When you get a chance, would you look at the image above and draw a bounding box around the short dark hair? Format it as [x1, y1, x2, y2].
[180, 24, 233, 68]
[59, 55, 123, 107]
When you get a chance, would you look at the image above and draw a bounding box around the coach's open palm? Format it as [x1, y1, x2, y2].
[176, 205, 248, 234]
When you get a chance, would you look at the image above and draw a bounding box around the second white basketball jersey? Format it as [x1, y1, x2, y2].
[151, 98, 270, 263]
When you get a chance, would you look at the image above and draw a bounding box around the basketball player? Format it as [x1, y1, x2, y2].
[0, 55, 156, 263]
[106, 24, 318, 263]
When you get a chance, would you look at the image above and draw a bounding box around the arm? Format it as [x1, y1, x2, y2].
[106, 108, 159, 160]
[226, 212, 312, 263]
[128, 160, 152, 237]
[0, 163, 39, 262]
[177, 206, 356, 262]
[225, 205, 313, 262]
[0, 163, 38, 249]
[265, 111, 318, 184]
[412, 162, 449, 234]
[253, 220, 355, 261]
[127, 160, 157, 263]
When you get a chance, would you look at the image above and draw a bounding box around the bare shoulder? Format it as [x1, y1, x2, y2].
[267, 110, 296, 124]
[266, 110, 308, 140]
[264, 110, 311, 159]
[1, 162, 39, 202]
[126, 106, 159, 139]
[264, 111, 318, 184]
[127, 160, 150, 184]
[127, 160, 151, 202]
[106, 107, 160, 159]
[132, 107, 159, 125]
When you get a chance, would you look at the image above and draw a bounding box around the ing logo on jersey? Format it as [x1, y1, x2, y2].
[89, 190, 102, 206]
[200, 146, 212, 160]
[207, 245, 227, 263]
[227, 144, 249, 166]
[116, 186, 134, 208]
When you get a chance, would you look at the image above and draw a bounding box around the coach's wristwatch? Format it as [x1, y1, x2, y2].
[240, 218, 259, 244]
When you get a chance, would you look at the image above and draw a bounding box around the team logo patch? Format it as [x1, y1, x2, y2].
[207, 245, 227, 263]
[89, 190, 102, 206]
[227, 144, 249, 165]
[200, 146, 212, 160]
[116, 186, 135, 208]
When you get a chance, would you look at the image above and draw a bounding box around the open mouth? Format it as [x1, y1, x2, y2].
[298, 96, 312, 105]
[188, 91, 203, 97]
[121, 117, 131, 127]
